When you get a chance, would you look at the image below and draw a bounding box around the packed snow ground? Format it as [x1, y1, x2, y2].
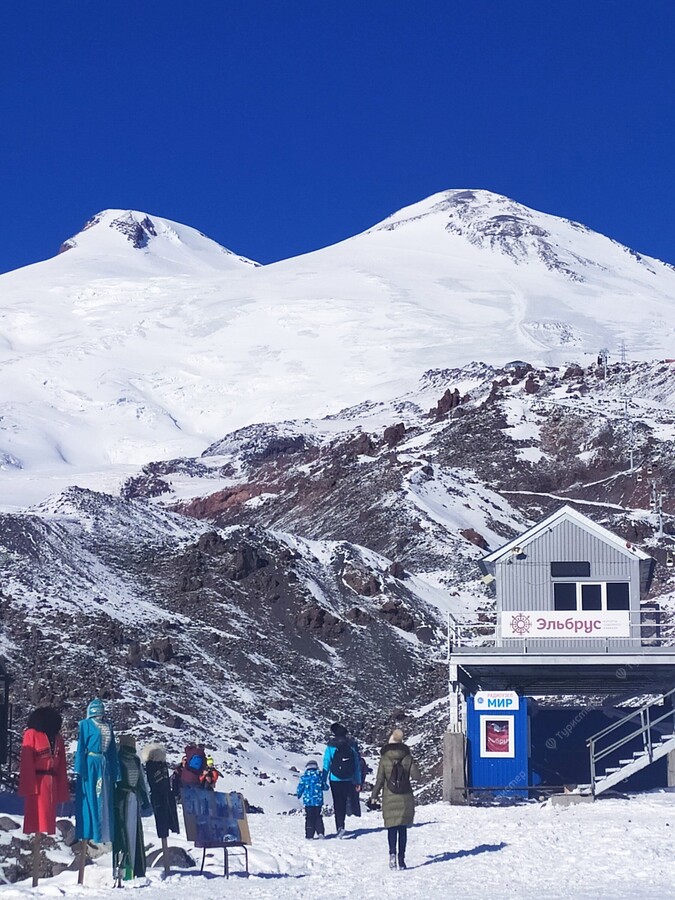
[3, 793, 675, 898]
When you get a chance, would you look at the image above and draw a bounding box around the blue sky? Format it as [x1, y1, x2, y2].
[1, 1, 674, 273]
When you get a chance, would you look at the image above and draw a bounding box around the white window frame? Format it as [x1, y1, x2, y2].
[479, 715, 515, 758]
[553, 581, 630, 612]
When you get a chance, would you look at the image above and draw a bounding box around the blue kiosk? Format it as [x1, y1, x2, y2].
[467, 691, 528, 797]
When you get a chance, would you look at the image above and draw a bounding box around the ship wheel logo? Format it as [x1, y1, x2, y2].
[510, 613, 531, 636]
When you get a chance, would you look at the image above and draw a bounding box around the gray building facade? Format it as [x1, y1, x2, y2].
[480, 505, 655, 653]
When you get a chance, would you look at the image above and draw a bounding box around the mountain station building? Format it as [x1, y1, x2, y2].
[445, 505, 675, 801]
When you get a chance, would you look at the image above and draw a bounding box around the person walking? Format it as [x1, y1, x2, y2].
[370, 728, 420, 870]
[296, 759, 327, 839]
[322, 723, 361, 838]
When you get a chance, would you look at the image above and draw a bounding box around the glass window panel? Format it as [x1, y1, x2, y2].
[581, 583, 602, 610]
[554, 582, 577, 610]
[485, 720, 510, 754]
[551, 562, 591, 578]
[606, 582, 630, 610]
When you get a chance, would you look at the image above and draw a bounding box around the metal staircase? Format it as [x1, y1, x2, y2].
[587, 687, 675, 796]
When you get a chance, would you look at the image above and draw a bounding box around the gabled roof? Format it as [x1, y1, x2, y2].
[482, 505, 652, 564]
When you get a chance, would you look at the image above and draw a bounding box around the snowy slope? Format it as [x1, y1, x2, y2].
[2, 191, 675, 505]
[4, 794, 675, 897]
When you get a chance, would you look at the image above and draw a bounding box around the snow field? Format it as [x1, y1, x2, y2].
[3, 191, 675, 506]
[3, 793, 675, 898]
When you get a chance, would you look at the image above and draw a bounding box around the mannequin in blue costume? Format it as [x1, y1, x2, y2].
[75, 699, 120, 842]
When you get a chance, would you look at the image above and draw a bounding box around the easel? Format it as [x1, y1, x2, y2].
[199, 842, 249, 879]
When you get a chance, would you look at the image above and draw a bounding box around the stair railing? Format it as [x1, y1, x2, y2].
[587, 686, 675, 795]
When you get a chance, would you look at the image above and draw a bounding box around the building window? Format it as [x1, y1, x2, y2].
[581, 583, 602, 610]
[553, 582, 576, 610]
[551, 561, 591, 578]
[553, 582, 630, 611]
[479, 716, 515, 758]
[606, 582, 630, 610]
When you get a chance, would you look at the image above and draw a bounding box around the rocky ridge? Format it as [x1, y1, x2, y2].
[1, 359, 674, 812]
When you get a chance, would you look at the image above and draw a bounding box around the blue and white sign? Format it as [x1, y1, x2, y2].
[474, 690, 520, 711]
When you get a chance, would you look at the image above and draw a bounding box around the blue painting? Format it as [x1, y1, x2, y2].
[182, 788, 251, 847]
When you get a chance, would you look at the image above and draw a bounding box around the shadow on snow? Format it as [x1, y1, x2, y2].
[341, 821, 438, 840]
[172, 869, 307, 881]
[414, 842, 508, 867]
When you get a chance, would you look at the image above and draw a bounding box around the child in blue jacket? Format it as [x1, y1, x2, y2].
[296, 759, 327, 839]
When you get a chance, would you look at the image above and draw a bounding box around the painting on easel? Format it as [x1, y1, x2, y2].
[182, 788, 251, 847]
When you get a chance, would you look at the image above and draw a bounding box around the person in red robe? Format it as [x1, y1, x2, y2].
[19, 707, 70, 834]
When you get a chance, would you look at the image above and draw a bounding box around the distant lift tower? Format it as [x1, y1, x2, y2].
[651, 483, 665, 540]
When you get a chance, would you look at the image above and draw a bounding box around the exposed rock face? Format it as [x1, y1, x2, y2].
[378, 599, 415, 632]
[146, 846, 196, 869]
[429, 388, 461, 420]
[0, 487, 445, 804]
[383, 423, 406, 447]
[460, 529, 490, 551]
[343, 565, 381, 597]
[3, 359, 675, 809]
[109, 212, 158, 248]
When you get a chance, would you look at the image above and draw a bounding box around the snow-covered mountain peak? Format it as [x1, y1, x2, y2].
[371, 188, 556, 234]
[368, 188, 665, 280]
[59, 209, 167, 253]
[2, 189, 675, 505]
[56, 208, 259, 271]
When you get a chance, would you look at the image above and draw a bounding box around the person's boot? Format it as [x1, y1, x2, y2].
[389, 853, 397, 869]
[398, 855, 407, 870]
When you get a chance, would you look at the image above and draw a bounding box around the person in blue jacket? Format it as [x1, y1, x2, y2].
[296, 759, 327, 839]
[322, 723, 361, 837]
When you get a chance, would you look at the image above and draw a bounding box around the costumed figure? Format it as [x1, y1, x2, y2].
[141, 743, 180, 838]
[114, 735, 151, 880]
[18, 707, 70, 835]
[74, 698, 119, 844]
[179, 743, 208, 790]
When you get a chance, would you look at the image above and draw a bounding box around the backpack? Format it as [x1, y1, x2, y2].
[386, 757, 411, 794]
[187, 755, 204, 772]
[186, 750, 206, 773]
[330, 741, 355, 780]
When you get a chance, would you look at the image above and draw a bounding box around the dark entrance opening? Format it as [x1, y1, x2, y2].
[529, 706, 667, 790]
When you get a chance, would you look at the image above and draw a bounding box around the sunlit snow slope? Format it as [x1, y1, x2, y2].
[1, 191, 674, 503]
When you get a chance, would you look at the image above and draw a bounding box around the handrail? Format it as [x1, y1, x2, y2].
[587, 687, 675, 794]
[592, 704, 675, 764]
[586, 685, 675, 744]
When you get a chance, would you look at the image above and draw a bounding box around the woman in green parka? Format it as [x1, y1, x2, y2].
[370, 728, 420, 870]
